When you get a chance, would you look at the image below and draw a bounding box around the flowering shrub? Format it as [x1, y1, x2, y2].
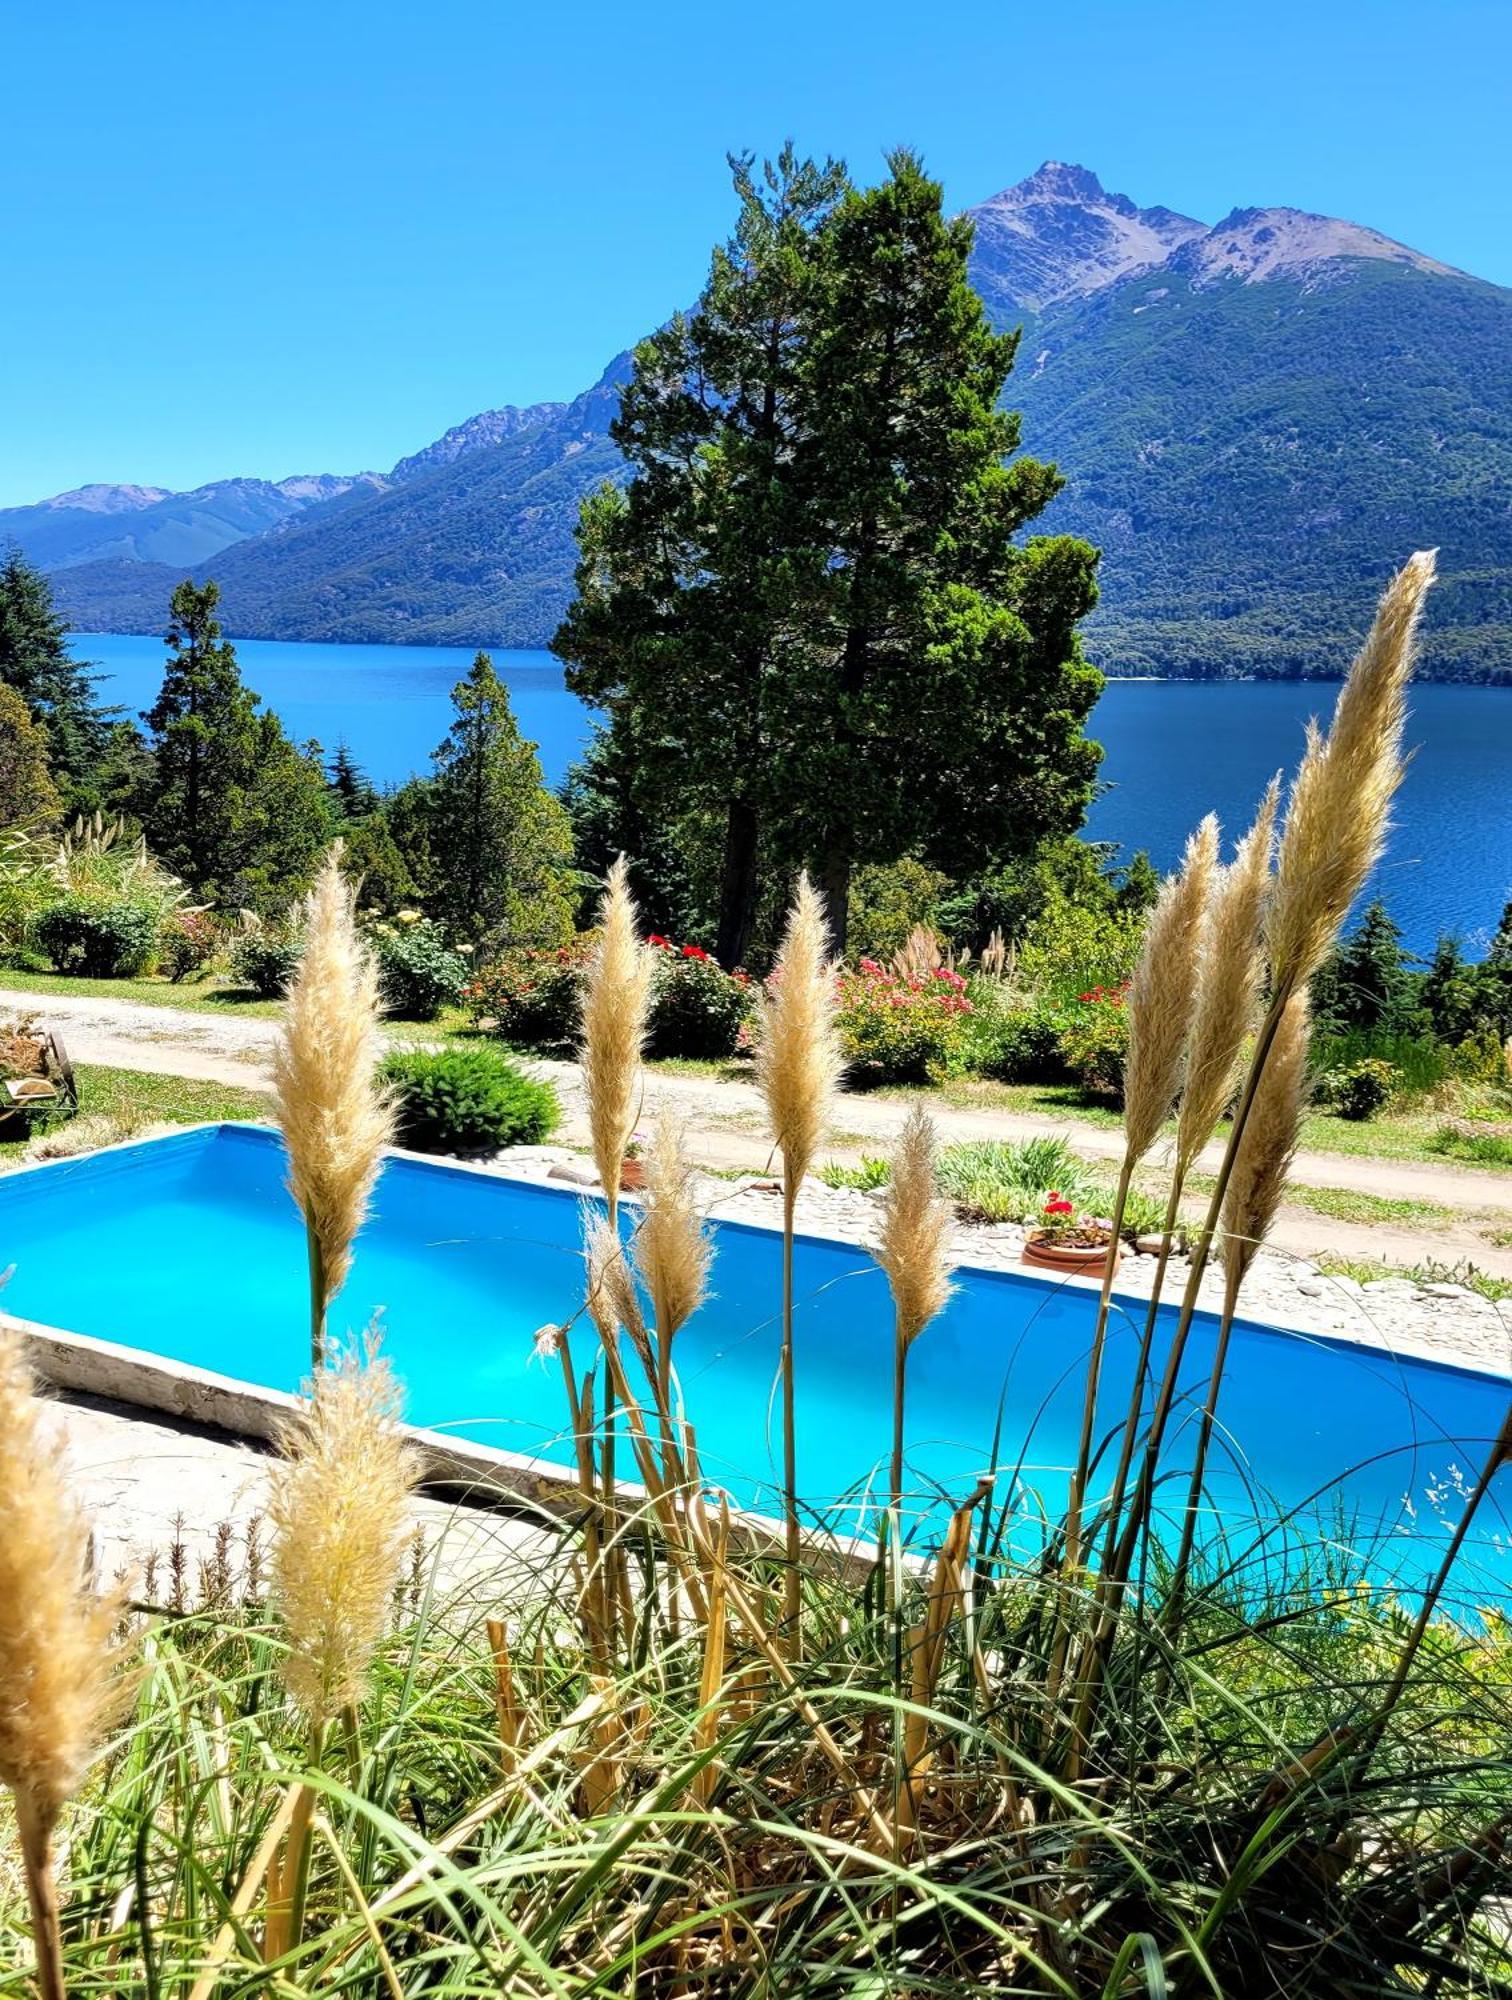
[464, 943, 589, 1046]
[835, 959, 973, 1086]
[232, 920, 304, 998]
[1055, 983, 1130, 1097]
[646, 936, 753, 1059]
[160, 909, 221, 983]
[369, 913, 468, 1021]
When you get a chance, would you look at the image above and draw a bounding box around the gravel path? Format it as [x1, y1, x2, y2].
[10, 984, 1512, 1279]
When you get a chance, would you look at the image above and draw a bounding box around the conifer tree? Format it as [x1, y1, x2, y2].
[426, 651, 575, 946]
[0, 549, 109, 798]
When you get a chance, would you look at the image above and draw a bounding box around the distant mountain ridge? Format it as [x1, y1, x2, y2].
[39, 162, 1512, 680]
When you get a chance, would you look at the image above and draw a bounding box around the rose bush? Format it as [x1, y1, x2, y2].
[646, 936, 753, 1059]
[464, 943, 589, 1047]
[1055, 983, 1130, 1097]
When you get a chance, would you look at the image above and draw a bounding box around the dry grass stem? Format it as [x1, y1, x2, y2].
[1176, 781, 1279, 1175]
[1123, 816, 1219, 1161]
[1268, 551, 1435, 992]
[757, 872, 842, 1194]
[273, 845, 394, 1364]
[1220, 990, 1311, 1290]
[0, 1326, 125, 2000]
[580, 857, 651, 1213]
[268, 1341, 420, 1725]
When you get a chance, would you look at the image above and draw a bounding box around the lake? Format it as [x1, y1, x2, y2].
[76, 631, 1512, 958]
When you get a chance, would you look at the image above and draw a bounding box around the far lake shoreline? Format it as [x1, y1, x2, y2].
[72, 630, 1512, 958]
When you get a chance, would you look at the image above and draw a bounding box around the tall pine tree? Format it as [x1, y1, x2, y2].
[0, 548, 110, 800]
[426, 651, 575, 947]
[142, 579, 332, 905]
[554, 148, 1102, 958]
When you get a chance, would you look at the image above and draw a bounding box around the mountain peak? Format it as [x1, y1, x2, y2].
[1173, 205, 1461, 287]
[967, 165, 1206, 312]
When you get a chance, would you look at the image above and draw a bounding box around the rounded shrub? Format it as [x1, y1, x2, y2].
[371, 916, 468, 1021]
[1054, 985, 1130, 1098]
[232, 923, 304, 998]
[836, 959, 974, 1086]
[381, 1045, 559, 1154]
[964, 997, 1069, 1083]
[464, 945, 586, 1046]
[1327, 1057, 1397, 1121]
[647, 941, 753, 1058]
[36, 895, 159, 978]
[160, 909, 221, 983]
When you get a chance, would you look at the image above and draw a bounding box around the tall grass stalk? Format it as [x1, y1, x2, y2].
[875, 1104, 955, 1520]
[758, 872, 842, 1644]
[273, 845, 394, 1370]
[0, 1328, 124, 2000]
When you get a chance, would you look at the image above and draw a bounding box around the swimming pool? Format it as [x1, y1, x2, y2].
[2, 1123, 1508, 1600]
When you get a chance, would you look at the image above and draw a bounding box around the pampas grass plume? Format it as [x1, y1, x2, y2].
[636, 1114, 711, 1351]
[1221, 991, 1311, 1288]
[274, 846, 394, 1331]
[1123, 816, 1219, 1161]
[758, 873, 842, 1190]
[0, 1326, 122, 1837]
[1269, 552, 1435, 992]
[581, 858, 651, 1207]
[877, 1104, 954, 1351]
[268, 1341, 420, 1724]
[1176, 780, 1279, 1175]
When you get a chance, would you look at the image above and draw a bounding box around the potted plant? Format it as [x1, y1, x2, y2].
[619, 1132, 648, 1192]
[1021, 1191, 1121, 1278]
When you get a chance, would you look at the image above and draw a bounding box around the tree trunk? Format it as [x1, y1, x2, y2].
[817, 845, 851, 960]
[715, 796, 761, 970]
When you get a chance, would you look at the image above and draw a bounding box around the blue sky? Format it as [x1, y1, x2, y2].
[4, 0, 1508, 506]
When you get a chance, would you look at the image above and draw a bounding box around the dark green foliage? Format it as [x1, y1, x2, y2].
[231, 922, 303, 997]
[423, 652, 576, 948]
[381, 1045, 559, 1153]
[963, 998, 1069, 1082]
[338, 811, 416, 913]
[560, 726, 705, 939]
[558, 149, 1102, 960]
[37, 894, 158, 977]
[371, 918, 467, 1020]
[1314, 900, 1415, 1032]
[0, 548, 112, 802]
[139, 580, 335, 907]
[646, 946, 753, 1058]
[326, 741, 379, 818]
[1327, 1056, 1398, 1121]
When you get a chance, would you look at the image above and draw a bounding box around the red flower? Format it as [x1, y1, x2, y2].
[647, 934, 671, 949]
[682, 943, 710, 961]
[1044, 1194, 1075, 1216]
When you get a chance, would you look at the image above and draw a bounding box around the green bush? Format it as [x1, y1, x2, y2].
[647, 942, 753, 1058]
[381, 1045, 559, 1154]
[232, 923, 304, 997]
[36, 895, 159, 977]
[962, 994, 1069, 1082]
[1055, 985, 1130, 1097]
[160, 910, 221, 983]
[371, 917, 468, 1021]
[1314, 1029, 1453, 1099]
[1324, 1057, 1397, 1121]
[464, 945, 586, 1046]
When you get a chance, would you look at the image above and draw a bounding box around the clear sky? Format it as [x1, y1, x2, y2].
[4, 0, 1508, 506]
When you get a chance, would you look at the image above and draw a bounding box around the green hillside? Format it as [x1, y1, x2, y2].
[1009, 260, 1512, 679]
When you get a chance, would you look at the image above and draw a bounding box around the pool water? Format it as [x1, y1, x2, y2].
[3, 1124, 1508, 1600]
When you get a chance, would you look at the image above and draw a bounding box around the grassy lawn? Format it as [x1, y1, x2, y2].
[0, 1063, 273, 1159]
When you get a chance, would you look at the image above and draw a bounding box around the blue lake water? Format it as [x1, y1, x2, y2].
[76, 632, 1512, 956]
[2, 1124, 1508, 1601]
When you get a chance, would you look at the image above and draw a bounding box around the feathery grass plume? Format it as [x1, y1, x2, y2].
[267, 1340, 420, 1726]
[273, 845, 394, 1369]
[0, 1326, 124, 2000]
[1268, 551, 1435, 994]
[757, 871, 843, 1196]
[758, 873, 842, 1644]
[1123, 815, 1219, 1162]
[634, 1113, 712, 1405]
[580, 857, 651, 1215]
[1220, 989, 1311, 1292]
[876, 1105, 955, 1515]
[1176, 780, 1280, 1176]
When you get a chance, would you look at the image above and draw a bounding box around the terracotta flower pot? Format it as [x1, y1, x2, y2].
[619, 1156, 647, 1192]
[1021, 1230, 1121, 1279]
